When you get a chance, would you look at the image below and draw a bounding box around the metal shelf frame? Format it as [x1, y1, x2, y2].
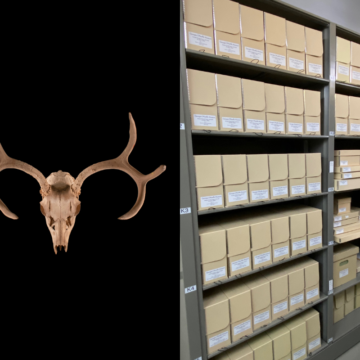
[180, 1, 360, 360]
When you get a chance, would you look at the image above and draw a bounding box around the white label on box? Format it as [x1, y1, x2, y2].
[340, 161, 348, 166]
[293, 239, 306, 251]
[330, 161, 334, 173]
[291, 185, 305, 195]
[219, 40, 240, 55]
[294, 347, 306, 360]
[231, 257, 250, 272]
[228, 190, 247, 203]
[254, 310, 270, 325]
[310, 236, 322, 247]
[342, 167, 351, 172]
[209, 331, 229, 348]
[289, 57, 304, 70]
[270, 52, 286, 66]
[334, 216, 342, 221]
[336, 229, 344, 235]
[188, 32, 213, 49]
[245, 46, 264, 61]
[339, 207, 346, 213]
[205, 266, 226, 281]
[234, 320, 251, 335]
[343, 173, 352, 179]
[273, 185, 288, 197]
[336, 123, 347, 132]
[308, 182, 321, 192]
[254, 252, 271, 265]
[274, 301, 288, 314]
[247, 119, 265, 130]
[307, 122, 320, 132]
[222, 117, 242, 129]
[288, 122, 303, 133]
[194, 114, 216, 127]
[291, 293, 304, 306]
[338, 64, 350, 76]
[307, 288, 319, 300]
[353, 70, 360, 81]
[339, 180, 348, 186]
[351, 123, 360, 132]
[333, 221, 341, 228]
[309, 338, 321, 351]
[274, 246, 289, 258]
[251, 189, 269, 201]
[339, 268, 349, 278]
[201, 195, 222, 208]
[269, 120, 284, 132]
[309, 63, 322, 74]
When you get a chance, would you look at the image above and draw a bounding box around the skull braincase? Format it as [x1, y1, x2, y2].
[40, 171, 81, 254]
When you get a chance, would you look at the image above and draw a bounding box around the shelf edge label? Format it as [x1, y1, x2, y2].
[180, 207, 191, 215]
[185, 285, 197, 294]
[180, 123, 185, 130]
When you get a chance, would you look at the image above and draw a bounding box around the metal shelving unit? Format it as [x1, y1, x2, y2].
[180, 1, 360, 360]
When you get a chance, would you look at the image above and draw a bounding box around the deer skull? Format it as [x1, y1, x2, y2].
[0, 114, 166, 254]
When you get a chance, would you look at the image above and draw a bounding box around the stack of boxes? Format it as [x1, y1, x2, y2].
[336, 36, 360, 85]
[350, 41, 360, 85]
[182, 0, 324, 77]
[335, 95, 360, 136]
[334, 150, 360, 191]
[334, 284, 360, 323]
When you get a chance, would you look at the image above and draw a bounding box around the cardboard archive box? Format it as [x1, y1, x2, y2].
[248, 333, 273, 360]
[301, 257, 320, 303]
[335, 171, 360, 179]
[217, 74, 243, 131]
[305, 27, 323, 78]
[285, 316, 308, 360]
[194, 155, 224, 210]
[334, 228, 360, 243]
[247, 154, 270, 203]
[335, 165, 360, 173]
[269, 154, 289, 199]
[304, 207, 323, 250]
[305, 153, 322, 194]
[242, 79, 266, 133]
[221, 281, 253, 342]
[286, 20, 306, 73]
[222, 155, 248, 206]
[214, 343, 254, 360]
[333, 206, 359, 221]
[203, 288, 231, 354]
[301, 308, 322, 353]
[335, 94, 349, 135]
[349, 96, 360, 135]
[287, 206, 308, 256]
[285, 87, 304, 134]
[187, 69, 218, 130]
[335, 178, 360, 191]
[283, 261, 305, 312]
[240, 5, 265, 65]
[268, 212, 290, 262]
[288, 154, 306, 197]
[344, 286, 355, 316]
[183, 0, 214, 54]
[333, 291, 345, 323]
[264, 13, 286, 70]
[334, 196, 351, 215]
[265, 84, 285, 134]
[304, 90, 321, 135]
[198, 221, 228, 284]
[243, 274, 272, 330]
[266, 325, 291, 360]
[336, 37, 351, 83]
[333, 243, 359, 288]
[350, 41, 360, 85]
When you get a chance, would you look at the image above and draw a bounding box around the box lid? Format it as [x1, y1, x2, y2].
[194, 155, 223, 188]
[304, 90, 321, 117]
[345, 286, 355, 301]
[244, 274, 271, 312]
[349, 96, 360, 119]
[264, 12, 286, 46]
[199, 223, 227, 264]
[269, 154, 288, 180]
[286, 20, 305, 52]
[219, 219, 251, 256]
[351, 41, 360, 67]
[289, 212, 307, 239]
[240, 5, 264, 41]
[333, 242, 359, 262]
[303, 259, 320, 288]
[265, 84, 285, 114]
[285, 87, 304, 115]
[183, 0, 213, 27]
[285, 317, 307, 349]
[216, 74, 242, 109]
[305, 153, 322, 177]
[222, 155, 247, 185]
[271, 215, 290, 244]
[288, 154, 306, 178]
[213, 0, 240, 35]
[307, 209, 323, 234]
[266, 326, 291, 360]
[187, 69, 216, 106]
[249, 220, 272, 250]
[301, 308, 320, 339]
[242, 79, 265, 111]
[334, 196, 352, 205]
[337, 37, 351, 64]
[334, 291, 345, 309]
[305, 27, 323, 56]
[287, 265, 305, 294]
[334, 150, 360, 156]
[264, 269, 288, 303]
[335, 94, 349, 118]
[247, 154, 269, 182]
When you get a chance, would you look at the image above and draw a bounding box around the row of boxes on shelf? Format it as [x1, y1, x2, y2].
[336, 37, 360, 85]
[199, 204, 323, 285]
[204, 257, 320, 355]
[333, 243, 359, 288]
[335, 95, 360, 135]
[334, 284, 360, 323]
[183, 0, 324, 77]
[194, 153, 322, 211]
[213, 308, 321, 360]
[188, 69, 322, 134]
[334, 150, 360, 191]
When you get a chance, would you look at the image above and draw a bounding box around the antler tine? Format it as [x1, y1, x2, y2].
[73, 113, 166, 219]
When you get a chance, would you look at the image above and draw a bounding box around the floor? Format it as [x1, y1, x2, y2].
[336, 341, 360, 360]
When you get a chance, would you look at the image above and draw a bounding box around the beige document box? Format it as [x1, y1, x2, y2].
[285, 87, 304, 134]
[333, 243, 359, 288]
[269, 213, 290, 262]
[248, 333, 273, 360]
[269, 154, 289, 199]
[350, 42, 360, 85]
[265, 84, 285, 134]
[334, 292, 345, 323]
[304, 90, 321, 135]
[305, 27, 323, 78]
[302, 257, 320, 303]
[288, 154, 306, 197]
[285, 261, 305, 312]
[334, 196, 351, 215]
[247, 154, 270, 203]
[336, 37, 351, 83]
[214, 343, 254, 360]
[285, 316, 308, 360]
[306, 208, 323, 250]
[335, 94, 349, 135]
[286, 21, 306, 73]
[301, 308, 322, 353]
[266, 325, 291, 360]
[345, 286, 355, 316]
[305, 153, 322, 194]
[349, 96, 360, 135]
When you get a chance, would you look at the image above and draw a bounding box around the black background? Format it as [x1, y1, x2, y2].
[1, 4, 177, 350]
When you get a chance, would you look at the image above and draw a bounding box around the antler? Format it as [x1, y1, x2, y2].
[0, 143, 50, 220]
[72, 113, 166, 220]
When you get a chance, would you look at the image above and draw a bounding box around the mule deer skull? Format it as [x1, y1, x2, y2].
[0, 113, 166, 254]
